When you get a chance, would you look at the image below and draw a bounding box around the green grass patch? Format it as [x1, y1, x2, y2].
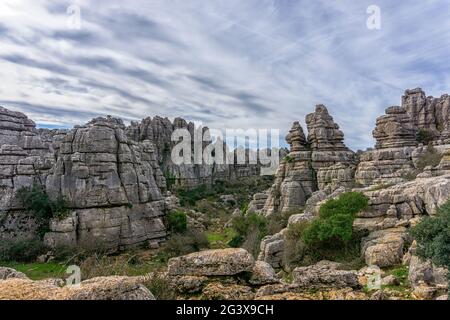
[0, 262, 66, 280]
[206, 228, 237, 249]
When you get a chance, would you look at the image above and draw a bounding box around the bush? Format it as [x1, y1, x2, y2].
[143, 272, 177, 300]
[16, 184, 69, 237]
[229, 213, 268, 256]
[416, 129, 433, 145]
[164, 170, 177, 191]
[0, 239, 49, 263]
[164, 230, 210, 257]
[416, 146, 442, 170]
[167, 210, 188, 234]
[410, 200, 450, 282]
[303, 192, 369, 246]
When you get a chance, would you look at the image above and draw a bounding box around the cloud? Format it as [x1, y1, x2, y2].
[0, 0, 449, 151]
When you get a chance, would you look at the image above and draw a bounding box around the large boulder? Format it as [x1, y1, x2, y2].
[0, 267, 28, 281]
[167, 248, 255, 276]
[0, 275, 155, 300]
[292, 261, 360, 290]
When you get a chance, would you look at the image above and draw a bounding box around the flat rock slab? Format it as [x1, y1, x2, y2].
[168, 248, 255, 276]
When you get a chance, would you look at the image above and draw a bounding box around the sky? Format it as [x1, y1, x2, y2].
[0, 0, 450, 151]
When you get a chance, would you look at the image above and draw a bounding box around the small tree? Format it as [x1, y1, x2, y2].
[16, 184, 69, 238]
[167, 210, 188, 234]
[303, 192, 369, 246]
[410, 201, 450, 298]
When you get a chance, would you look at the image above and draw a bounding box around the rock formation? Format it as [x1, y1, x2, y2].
[356, 88, 450, 186]
[261, 105, 355, 216]
[44, 116, 167, 250]
[126, 116, 263, 188]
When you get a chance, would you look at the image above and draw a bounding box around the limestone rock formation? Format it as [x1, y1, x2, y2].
[0, 107, 55, 240]
[261, 105, 355, 216]
[292, 261, 360, 290]
[373, 106, 416, 149]
[0, 275, 155, 300]
[126, 117, 262, 188]
[167, 248, 255, 276]
[44, 116, 167, 250]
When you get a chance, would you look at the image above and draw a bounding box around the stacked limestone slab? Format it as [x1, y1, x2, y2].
[261, 105, 356, 216]
[0, 107, 56, 240]
[44, 116, 168, 250]
[356, 88, 450, 186]
[0, 106, 169, 251]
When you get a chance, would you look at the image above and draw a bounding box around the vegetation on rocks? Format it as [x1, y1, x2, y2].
[410, 199, 450, 289]
[415, 145, 442, 170]
[16, 184, 69, 238]
[303, 192, 369, 245]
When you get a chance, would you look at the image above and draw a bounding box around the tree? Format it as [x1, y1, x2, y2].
[410, 200, 450, 299]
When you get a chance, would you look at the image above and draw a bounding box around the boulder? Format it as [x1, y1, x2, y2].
[249, 261, 280, 285]
[167, 248, 255, 276]
[0, 267, 28, 281]
[292, 261, 360, 290]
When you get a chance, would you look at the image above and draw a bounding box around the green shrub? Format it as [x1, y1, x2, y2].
[0, 239, 49, 263]
[416, 146, 442, 170]
[410, 200, 450, 288]
[164, 170, 177, 191]
[16, 184, 69, 238]
[228, 213, 268, 256]
[303, 192, 369, 246]
[167, 210, 188, 234]
[284, 155, 294, 163]
[416, 129, 433, 145]
[164, 230, 210, 256]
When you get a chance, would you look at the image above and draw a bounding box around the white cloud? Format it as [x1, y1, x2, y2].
[0, 0, 449, 150]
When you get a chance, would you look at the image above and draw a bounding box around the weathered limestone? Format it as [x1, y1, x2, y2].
[261, 105, 355, 216]
[0, 107, 55, 241]
[0, 275, 155, 300]
[292, 261, 360, 290]
[373, 106, 416, 149]
[126, 117, 262, 188]
[355, 147, 416, 186]
[246, 192, 269, 214]
[44, 116, 167, 250]
[167, 248, 255, 276]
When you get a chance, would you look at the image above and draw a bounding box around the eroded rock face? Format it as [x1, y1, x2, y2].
[261, 106, 355, 216]
[0, 107, 55, 241]
[0, 275, 155, 300]
[167, 248, 255, 276]
[126, 117, 262, 188]
[44, 116, 167, 250]
[292, 261, 360, 290]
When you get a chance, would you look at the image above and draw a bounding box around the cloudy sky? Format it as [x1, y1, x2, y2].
[1, 0, 449, 150]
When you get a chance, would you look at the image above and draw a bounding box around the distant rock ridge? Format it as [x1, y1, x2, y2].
[126, 116, 269, 188]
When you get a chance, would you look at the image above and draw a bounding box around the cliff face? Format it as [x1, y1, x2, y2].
[126, 116, 263, 188]
[0, 108, 168, 251]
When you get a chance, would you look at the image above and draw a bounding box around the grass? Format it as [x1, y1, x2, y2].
[206, 228, 237, 249]
[0, 262, 66, 280]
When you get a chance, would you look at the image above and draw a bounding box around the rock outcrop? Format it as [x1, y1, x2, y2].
[126, 117, 263, 188]
[168, 248, 255, 276]
[261, 105, 355, 216]
[0, 274, 155, 300]
[357, 89, 450, 186]
[44, 116, 168, 250]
